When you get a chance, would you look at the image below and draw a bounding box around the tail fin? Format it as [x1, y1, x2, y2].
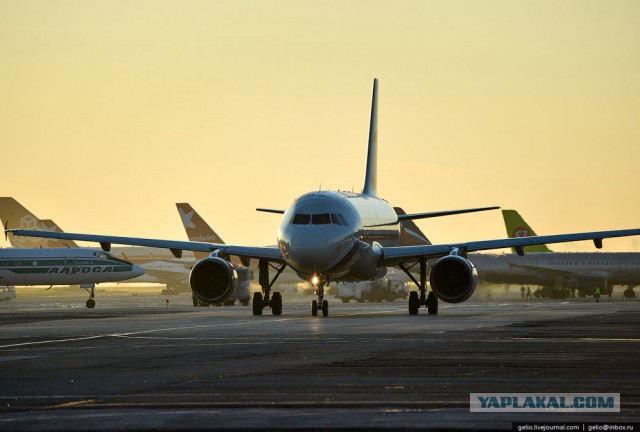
[39, 219, 79, 248]
[362, 78, 378, 196]
[176, 203, 226, 261]
[502, 209, 552, 253]
[0, 197, 78, 248]
[394, 207, 432, 246]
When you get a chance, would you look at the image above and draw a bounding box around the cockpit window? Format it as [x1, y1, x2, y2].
[292, 213, 348, 226]
[312, 214, 331, 225]
[331, 213, 349, 226]
[93, 251, 130, 264]
[292, 214, 311, 225]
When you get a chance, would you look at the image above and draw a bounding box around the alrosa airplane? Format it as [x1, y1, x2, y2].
[0, 247, 144, 308]
[1, 197, 196, 297]
[8, 79, 640, 316]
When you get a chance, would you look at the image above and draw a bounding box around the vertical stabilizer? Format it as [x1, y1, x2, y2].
[176, 203, 249, 266]
[362, 78, 378, 196]
[394, 207, 432, 246]
[39, 219, 79, 248]
[0, 197, 78, 248]
[502, 209, 552, 253]
[176, 203, 225, 261]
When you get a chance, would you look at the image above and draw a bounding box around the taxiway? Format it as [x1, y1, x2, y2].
[0, 289, 638, 431]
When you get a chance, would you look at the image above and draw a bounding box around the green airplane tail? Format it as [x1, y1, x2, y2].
[502, 209, 552, 253]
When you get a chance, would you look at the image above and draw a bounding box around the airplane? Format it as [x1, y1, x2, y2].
[8, 79, 640, 317]
[1, 197, 195, 296]
[0, 247, 144, 308]
[471, 209, 640, 298]
[176, 202, 251, 305]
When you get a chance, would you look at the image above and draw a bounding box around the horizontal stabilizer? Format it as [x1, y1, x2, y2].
[397, 206, 500, 222]
[256, 208, 285, 214]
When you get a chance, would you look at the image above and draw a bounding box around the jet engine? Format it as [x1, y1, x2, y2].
[429, 254, 477, 303]
[189, 257, 237, 304]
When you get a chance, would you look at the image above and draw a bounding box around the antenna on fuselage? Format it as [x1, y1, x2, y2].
[362, 78, 378, 196]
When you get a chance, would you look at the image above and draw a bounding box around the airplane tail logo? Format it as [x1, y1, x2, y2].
[176, 203, 225, 261]
[512, 226, 532, 238]
[0, 197, 78, 248]
[502, 209, 552, 253]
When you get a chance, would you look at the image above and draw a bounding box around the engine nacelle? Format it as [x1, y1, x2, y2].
[189, 257, 237, 305]
[429, 254, 478, 303]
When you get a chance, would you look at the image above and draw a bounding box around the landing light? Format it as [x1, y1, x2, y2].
[312, 276, 319, 285]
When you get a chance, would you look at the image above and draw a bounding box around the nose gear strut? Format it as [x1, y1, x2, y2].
[311, 279, 329, 317]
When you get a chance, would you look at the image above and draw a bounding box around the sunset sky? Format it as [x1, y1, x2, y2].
[1, 1, 639, 252]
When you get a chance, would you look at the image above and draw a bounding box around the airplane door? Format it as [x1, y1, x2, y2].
[619, 259, 627, 273]
[65, 258, 76, 269]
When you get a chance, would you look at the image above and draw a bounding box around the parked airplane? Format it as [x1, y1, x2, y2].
[9, 79, 640, 317]
[1, 197, 195, 296]
[481, 209, 640, 298]
[0, 247, 144, 308]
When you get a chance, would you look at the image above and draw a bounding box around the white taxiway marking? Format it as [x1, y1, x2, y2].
[0, 307, 406, 349]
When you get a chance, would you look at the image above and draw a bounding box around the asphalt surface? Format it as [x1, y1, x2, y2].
[0, 288, 638, 431]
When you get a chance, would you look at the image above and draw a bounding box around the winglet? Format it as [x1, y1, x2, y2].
[362, 78, 378, 196]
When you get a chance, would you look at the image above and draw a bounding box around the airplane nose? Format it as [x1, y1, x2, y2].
[131, 265, 144, 278]
[283, 229, 353, 275]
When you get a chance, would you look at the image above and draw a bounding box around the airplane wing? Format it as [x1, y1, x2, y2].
[6, 229, 284, 263]
[380, 228, 640, 266]
[8, 227, 640, 268]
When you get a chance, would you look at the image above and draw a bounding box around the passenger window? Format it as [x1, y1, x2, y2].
[312, 214, 331, 224]
[292, 214, 311, 225]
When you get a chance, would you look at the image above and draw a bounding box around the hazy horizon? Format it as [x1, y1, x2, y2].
[2, 1, 639, 252]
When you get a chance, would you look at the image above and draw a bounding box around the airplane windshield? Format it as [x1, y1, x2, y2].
[292, 214, 311, 225]
[93, 251, 132, 265]
[292, 213, 348, 226]
[311, 214, 330, 225]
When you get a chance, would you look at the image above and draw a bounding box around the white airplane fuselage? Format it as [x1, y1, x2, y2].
[278, 191, 399, 282]
[0, 248, 144, 286]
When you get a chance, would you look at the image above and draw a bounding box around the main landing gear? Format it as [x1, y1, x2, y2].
[399, 259, 438, 315]
[82, 283, 96, 309]
[311, 279, 329, 317]
[252, 260, 287, 316]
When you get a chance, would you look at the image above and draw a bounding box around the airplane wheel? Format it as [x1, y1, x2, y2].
[311, 300, 318, 316]
[252, 292, 263, 316]
[427, 292, 438, 315]
[271, 292, 282, 316]
[86, 299, 96, 309]
[408, 291, 419, 315]
[321, 300, 329, 317]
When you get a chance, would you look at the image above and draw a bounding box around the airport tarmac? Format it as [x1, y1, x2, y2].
[0, 288, 638, 431]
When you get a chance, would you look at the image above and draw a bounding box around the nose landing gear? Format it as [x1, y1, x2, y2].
[311, 279, 329, 317]
[82, 283, 96, 309]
